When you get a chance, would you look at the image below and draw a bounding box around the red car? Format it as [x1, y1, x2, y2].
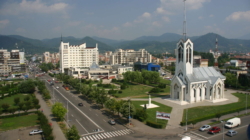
[208, 127, 221, 134]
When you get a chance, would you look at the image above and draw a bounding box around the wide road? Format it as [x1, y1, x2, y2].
[180, 115, 250, 140]
[40, 75, 134, 140]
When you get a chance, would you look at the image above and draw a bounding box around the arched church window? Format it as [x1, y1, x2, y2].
[186, 47, 189, 63]
[178, 47, 181, 62]
[189, 47, 192, 63]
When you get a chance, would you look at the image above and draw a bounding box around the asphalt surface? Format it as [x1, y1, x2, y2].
[180, 115, 250, 140]
[41, 75, 134, 140]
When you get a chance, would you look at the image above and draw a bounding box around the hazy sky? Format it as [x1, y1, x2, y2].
[0, 0, 249, 40]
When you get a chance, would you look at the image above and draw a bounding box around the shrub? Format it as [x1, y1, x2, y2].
[108, 89, 117, 94]
[158, 83, 166, 89]
[111, 79, 117, 82]
[135, 108, 147, 121]
[118, 90, 123, 94]
[149, 87, 161, 93]
[146, 120, 163, 128]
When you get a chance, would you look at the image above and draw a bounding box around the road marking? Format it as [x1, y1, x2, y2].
[103, 119, 106, 122]
[71, 114, 74, 117]
[54, 88, 103, 130]
[112, 126, 116, 129]
[76, 119, 89, 134]
[95, 114, 98, 116]
[190, 131, 208, 139]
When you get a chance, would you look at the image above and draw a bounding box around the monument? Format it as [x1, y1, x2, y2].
[140, 94, 159, 109]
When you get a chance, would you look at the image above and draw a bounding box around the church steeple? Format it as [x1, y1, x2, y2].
[183, 0, 187, 40]
[175, 0, 193, 75]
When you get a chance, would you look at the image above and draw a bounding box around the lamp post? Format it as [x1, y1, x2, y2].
[128, 97, 131, 125]
[221, 121, 225, 140]
[246, 93, 248, 114]
[186, 104, 188, 131]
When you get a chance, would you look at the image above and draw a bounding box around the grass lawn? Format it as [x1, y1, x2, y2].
[113, 82, 153, 98]
[112, 81, 170, 98]
[0, 114, 38, 131]
[132, 101, 172, 128]
[0, 94, 29, 107]
[182, 93, 250, 122]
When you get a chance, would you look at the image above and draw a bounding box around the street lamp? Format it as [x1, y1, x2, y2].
[186, 100, 188, 131]
[221, 120, 225, 140]
[127, 97, 131, 125]
[246, 93, 248, 114]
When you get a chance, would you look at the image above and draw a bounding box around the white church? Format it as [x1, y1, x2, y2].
[170, 38, 226, 103]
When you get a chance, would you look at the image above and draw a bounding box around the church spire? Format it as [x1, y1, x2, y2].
[183, 0, 187, 40]
[61, 34, 62, 42]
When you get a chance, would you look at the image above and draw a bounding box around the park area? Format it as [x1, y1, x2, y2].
[112, 80, 170, 98]
[182, 92, 250, 124]
[132, 101, 172, 128]
[0, 114, 38, 131]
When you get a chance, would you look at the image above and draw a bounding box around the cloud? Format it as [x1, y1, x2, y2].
[156, 0, 210, 15]
[0, 0, 68, 15]
[152, 21, 162, 27]
[16, 28, 26, 33]
[141, 12, 151, 19]
[123, 22, 132, 27]
[226, 11, 250, 21]
[0, 19, 9, 28]
[68, 21, 81, 26]
[162, 16, 170, 22]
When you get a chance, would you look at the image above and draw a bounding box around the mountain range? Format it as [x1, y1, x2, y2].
[0, 33, 250, 54]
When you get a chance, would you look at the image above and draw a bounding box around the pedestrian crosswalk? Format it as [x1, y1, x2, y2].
[178, 132, 208, 140]
[80, 129, 134, 140]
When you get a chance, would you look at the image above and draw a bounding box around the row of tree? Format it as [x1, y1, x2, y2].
[123, 70, 161, 85]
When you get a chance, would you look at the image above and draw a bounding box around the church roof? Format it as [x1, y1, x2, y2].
[90, 62, 100, 70]
[187, 67, 225, 85]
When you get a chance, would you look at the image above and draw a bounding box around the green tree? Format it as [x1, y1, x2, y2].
[105, 98, 116, 113]
[66, 125, 80, 140]
[32, 98, 39, 105]
[18, 102, 24, 110]
[14, 97, 20, 105]
[8, 107, 17, 114]
[120, 100, 136, 120]
[18, 79, 35, 93]
[115, 100, 125, 115]
[24, 96, 30, 101]
[1, 103, 10, 111]
[51, 102, 67, 121]
[35, 104, 41, 111]
[215, 112, 222, 121]
[225, 72, 237, 88]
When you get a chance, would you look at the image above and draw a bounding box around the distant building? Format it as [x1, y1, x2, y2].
[164, 57, 176, 66]
[110, 49, 152, 65]
[134, 62, 160, 72]
[59, 40, 99, 73]
[193, 55, 208, 67]
[0, 49, 25, 76]
[43, 52, 60, 64]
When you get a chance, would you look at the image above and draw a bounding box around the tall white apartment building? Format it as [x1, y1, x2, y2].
[110, 49, 152, 65]
[59, 40, 99, 73]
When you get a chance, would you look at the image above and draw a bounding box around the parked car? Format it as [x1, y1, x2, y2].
[224, 118, 241, 128]
[226, 130, 237, 137]
[199, 125, 211, 131]
[78, 103, 83, 106]
[108, 119, 116, 125]
[56, 86, 59, 89]
[208, 127, 221, 134]
[29, 129, 43, 135]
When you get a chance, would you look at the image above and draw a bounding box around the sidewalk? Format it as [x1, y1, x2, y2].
[35, 92, 67, 140]
[127, 88, 250, 136]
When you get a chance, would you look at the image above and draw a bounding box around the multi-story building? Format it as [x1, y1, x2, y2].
[59, 40, 99, 73]
[0, 49, 25, 76]
[110, 49, 152, 65]
[43, 52, 60, 64]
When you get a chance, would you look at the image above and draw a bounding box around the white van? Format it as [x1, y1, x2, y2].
[224, 118, 241, 128]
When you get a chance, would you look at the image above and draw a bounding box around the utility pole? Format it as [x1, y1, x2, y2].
[129, 98, 131, 125]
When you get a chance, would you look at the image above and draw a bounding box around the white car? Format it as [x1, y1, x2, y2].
[56, 86, 59, 89]
[29, 129, 43, 135]
[199, 125, 211, 131]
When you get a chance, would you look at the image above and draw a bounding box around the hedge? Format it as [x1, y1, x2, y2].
[0, 111, 37, 119]
[180, 106, 247, 126]
[146, 120, 163, 128]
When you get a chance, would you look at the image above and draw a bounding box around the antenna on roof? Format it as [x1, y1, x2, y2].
[183, 0, 187, 40]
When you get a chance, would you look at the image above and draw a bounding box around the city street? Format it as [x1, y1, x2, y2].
[41, 75, 134, 140]
[179, 115, 250, 140]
